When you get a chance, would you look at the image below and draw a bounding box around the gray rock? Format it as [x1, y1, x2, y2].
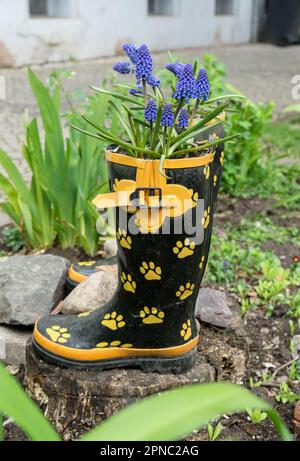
[0, 325, 32, 365]
[103, 239, 118, 258]
[0, 212, 11, 227]
[0, 255, 68, 326]
[61, 270, 118, 315]
[196, 288, 233, 329]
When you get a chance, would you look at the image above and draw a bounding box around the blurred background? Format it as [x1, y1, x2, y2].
[0, 0, 299, 66]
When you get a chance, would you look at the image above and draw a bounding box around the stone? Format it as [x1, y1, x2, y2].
[103, 239, 118, 258]
[0, 325, 32, 365]
[196, 288, 233, 329]
[25, 342, 215, 440]
[0, 255, 68, 326]
[0, 40, 14, 68]
[0, 212, 11, 227]
[61, 270, 118, 315]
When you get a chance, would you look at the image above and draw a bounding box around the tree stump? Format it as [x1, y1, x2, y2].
[24, 301, 247, 440]
[25, 343, 215, 440]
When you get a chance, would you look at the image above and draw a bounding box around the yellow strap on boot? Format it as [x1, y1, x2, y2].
[92, 152, 215, 232]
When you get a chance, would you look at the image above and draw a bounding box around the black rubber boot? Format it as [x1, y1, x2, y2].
[33, 132, 224, 374]
[67, 256, 117, 291]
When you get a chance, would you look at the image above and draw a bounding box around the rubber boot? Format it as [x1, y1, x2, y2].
[33, 132, 224, 374]
[67, 256, 117, 291]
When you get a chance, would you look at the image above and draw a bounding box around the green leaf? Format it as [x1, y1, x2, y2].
[0, 362, 60, 441]
[80, 383, 292, 441]
[170, 134, 240, 157]
[72, 123, 160, 159]
[90, 86, 144, 107]
[170, 102, 228, 148]
[283, 104, 300, 113]
[150, 106, 163, 151]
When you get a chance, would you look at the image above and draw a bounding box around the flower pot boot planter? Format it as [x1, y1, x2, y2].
[33, 140, 224, 374]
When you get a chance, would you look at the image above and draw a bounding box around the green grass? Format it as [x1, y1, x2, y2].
[263, 117, 300, 156]
[206, 216, 300, 318]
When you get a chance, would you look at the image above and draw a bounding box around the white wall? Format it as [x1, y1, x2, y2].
[0, 0, 254, 66]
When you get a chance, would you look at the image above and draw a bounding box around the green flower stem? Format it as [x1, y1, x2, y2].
[174, 98, 185, 122]
[190, 98, 200, 126]
[142, 79, 148, 107]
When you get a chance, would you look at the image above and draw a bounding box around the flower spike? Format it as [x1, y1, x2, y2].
[195, 69, 210, 101]
[173, 64, 196, 103]
[144, 99, 158, 123]
[123, 43, 139, 65]
[178, 108, 189, 128]
[113, 61, 132, 75]
[161, 103, 174, 128]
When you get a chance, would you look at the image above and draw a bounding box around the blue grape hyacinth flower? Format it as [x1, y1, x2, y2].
[147, 75, 161, 88]
[195, 69, 210, 101]
[136, 44, 160, 87]
[144, 99, 158, 123]
[173, 64, 196, 103]
[123, 43, 139, 65]
[178, 108, 189, 128]
[161, 103, 174, 128]
[113, 61, 132, 75]
[166, 62, 185, 78]
[129, 85, 143, 96]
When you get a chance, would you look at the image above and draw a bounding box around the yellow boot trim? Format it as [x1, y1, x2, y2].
[105, 151, 215, 169]
[68, 265, 89, 284]
[33, 324, 199, 361]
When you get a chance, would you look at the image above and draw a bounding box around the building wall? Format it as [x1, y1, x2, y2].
[0, 0, 255, 67]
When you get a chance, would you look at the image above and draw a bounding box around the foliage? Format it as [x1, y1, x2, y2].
[0, 69, 116, 255]
[207, 422, 223, 441]
[74, 44, 243, 166]
[0, 362, 292, 441]
[199, 54, 300, 202]
[275, 383, 299, 405]
[246, 408, 268, 424]
[0, 227, 24, 252]
[207, 216, 300, 318]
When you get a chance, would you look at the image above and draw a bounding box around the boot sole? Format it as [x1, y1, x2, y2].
[32, 339, 197, 375]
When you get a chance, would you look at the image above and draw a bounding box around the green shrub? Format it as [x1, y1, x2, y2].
[0, 70, 117, 255]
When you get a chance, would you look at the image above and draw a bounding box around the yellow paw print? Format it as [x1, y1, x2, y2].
[220, 151, 225, 166]
[140, 306, 165, 324]
[202, 206, 211, 229]
[96, 340, 133, 348]
[78, 261, 96, 267]
[121, 272, 137, 293]
[140, 261, 162, 280]
[189, 189, 199, 206]
[213, 175, 218, 187]
[78, 312, 90, 318]
[203, 165, 210, 180]
[181, 320, 192, 341]
[173, 239, 196, 259]
[176, 282, 195, 300]
[113, 178, 120, 191]
[46, 326, 71, 344]
[101, 311, 125, 331]
[117, 228, 132, 250]
[199, 255, 205, 270]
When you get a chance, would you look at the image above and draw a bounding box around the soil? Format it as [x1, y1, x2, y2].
[2, 194, 300, 441]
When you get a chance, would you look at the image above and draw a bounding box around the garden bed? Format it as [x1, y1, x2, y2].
[2, 193, 300, 441]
